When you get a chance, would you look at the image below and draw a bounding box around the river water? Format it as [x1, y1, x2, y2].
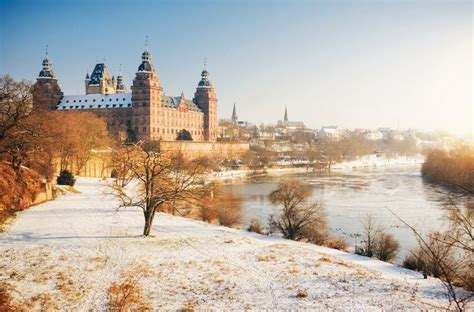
[222, 165, 451, 261]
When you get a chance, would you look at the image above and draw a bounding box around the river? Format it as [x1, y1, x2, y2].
[222, 165, 451, 261]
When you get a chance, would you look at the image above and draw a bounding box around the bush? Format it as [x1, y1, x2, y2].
[402, 253, 423, 271]
[325, 239, 348, 251]
[373, 232, 400, 262]
[57, 170, 76, 186]
[216, 192, 242, 228]
[269, 180, 326, 241]
[247, 219, 263, 234]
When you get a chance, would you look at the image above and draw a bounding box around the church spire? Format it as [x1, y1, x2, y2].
[284, 106, 288, 122]
[231, 102, 238, 123]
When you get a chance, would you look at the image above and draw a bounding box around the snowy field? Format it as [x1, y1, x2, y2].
[0, 177, 457, 310]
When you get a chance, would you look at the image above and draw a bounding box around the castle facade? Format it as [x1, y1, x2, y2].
[33, 49, 218, 142]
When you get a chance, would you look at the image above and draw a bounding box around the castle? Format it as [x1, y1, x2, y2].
[33, 49, 218, 142]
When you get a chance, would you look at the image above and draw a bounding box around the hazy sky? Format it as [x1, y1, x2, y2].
[0, 0, 472, 136]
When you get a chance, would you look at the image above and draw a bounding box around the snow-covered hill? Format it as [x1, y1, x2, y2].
[0, 178, 453, 310]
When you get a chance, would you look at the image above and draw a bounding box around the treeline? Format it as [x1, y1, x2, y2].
[0, 75, 109, 217]
[422, 146, 474, 193]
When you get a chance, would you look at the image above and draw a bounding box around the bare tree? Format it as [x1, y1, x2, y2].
[112, 142, 209, 236]
[268, 179, 326, 241]
[0, 75, 33, 143]
[391, 204, 473, 311]
[356, 213, 381, 257]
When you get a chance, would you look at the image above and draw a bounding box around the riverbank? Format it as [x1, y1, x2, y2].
[0, 177, 455, 310]
[210, 154, 424, 182]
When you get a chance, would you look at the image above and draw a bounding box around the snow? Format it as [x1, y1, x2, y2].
[57, 93, 132, 110]
[0, 177, 459, 310]
[210, 155, 424, 182]
[330, 155, 424, 170]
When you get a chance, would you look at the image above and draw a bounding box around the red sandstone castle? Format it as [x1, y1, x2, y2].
[33, 49, 218, 142]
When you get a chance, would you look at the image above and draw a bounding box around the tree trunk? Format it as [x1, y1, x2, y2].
[143, 208, 156, 236]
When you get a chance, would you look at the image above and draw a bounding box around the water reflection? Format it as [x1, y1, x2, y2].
[222, 165, 451, 260]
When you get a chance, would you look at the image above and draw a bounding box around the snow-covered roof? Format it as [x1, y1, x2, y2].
[56, 93, 132, 110]
[56, 93, 203, 113]
[321, 126, 339, 134]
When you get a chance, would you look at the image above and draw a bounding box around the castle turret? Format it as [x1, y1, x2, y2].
[193, 65, 217, 141]
[115, 65, 127, 94]
[33, 49, 63, 110]
[131, 48, 162, 141]
[85, 63, 116, 95]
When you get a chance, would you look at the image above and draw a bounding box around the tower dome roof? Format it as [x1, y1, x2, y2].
[198, 69, 212, 87]
[138, 50, 155, 72]
[38, 57, 56, 79]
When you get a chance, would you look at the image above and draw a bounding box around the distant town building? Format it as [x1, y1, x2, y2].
[364, 130, 384, 141]
[276, 107, 306, 133]
[319, 126, 344, 140]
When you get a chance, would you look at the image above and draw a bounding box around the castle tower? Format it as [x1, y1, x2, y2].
[131, 48, 162, 141]
[231, 102, 238, 123]
[85, 62, 116, 95]
[115, 65, 128, 94]
[284, 106, 288, 122]
[32, 49, 63, 110]
[193, 66, 217, 141]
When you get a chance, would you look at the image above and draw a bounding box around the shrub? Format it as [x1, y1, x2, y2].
[216, 192, 242, 228]
[247, 219, 263, 234]
[269, 179, 326, 241]
[107, 266, 151, 311]
[176, 129, 193, 141]
[200, 204, 218, 223]
[57, 170, 76, 186]
[373, 232, 400, 262]
[325, 238, 348, 251]
[402, 253, 423, 271]
[296, 289, 308, 298]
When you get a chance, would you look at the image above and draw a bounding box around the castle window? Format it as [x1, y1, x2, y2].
[85, 100, 88, 102]
[128, 104, 131, 107]
[90, 105, 93, 108]
[113, 104, 116, 108]
[98, 105, 102, 108]
[79, 100, 82, 103]
[73, 100, 76, 103]
[116, 98, 119, 101]
[81, 105, 84, 108]
[93, 99, 96, 102]
[123, 98, 125, 101]
[106, 104, 109, 108]
[75, 106, 79, 109]
[109, 99, 112, 102]
[66, 100, 69, 103]
[119, 104, 123, 107]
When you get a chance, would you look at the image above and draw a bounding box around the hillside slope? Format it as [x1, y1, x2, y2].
[0, 178, 452, 310]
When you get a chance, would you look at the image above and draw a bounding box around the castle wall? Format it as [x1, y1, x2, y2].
[159, 141, 249, 160]
[53, 142, 249, 178]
